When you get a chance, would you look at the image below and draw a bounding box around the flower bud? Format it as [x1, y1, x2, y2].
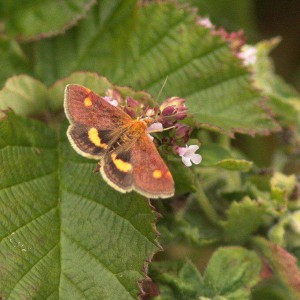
[158, 96, 188, 126]
[124, 96, 143, 118]
[175, 123, 192, 144]
[159, 97, 186, 112]
[105, 89, 123, 104]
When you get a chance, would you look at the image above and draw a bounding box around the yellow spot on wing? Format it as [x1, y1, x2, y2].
[153, 170, 162, 179]
[88, 128, 108, 149]
[111, 153, 132, 172]
[84, 96, 92, 107]
[166, 171, 172, 178]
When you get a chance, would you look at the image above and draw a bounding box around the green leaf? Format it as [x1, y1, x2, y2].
[167, 161, 196, 195]
[223, 197, 264, 244]
[32, 2, 279, 136]
[202, 247, 262, 300]
[249, 38, 300, 126]
[253, 237, 300, 300]
[0, 112, 159, 299]
[270, 172, 296, 207]
[269, 211, 300, 249]
[0, 75, 48, 116]
[0, 39, 32, 88]
[48, 71, 154, 112]
[178, 0, 256, 33]
[0, 0, 96, 40]
[150, 260, 203, 300]
[200, 144, 253, 171]
[151, 247, 261, 300]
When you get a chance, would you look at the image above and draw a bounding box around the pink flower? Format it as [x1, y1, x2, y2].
[177, 145, 202, 167]
[103, 96, 118, 107]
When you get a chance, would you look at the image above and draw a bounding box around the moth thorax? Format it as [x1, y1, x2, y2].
[130, 120, 147, 133]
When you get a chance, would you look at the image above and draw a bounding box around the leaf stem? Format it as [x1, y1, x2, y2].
[193, 173, 222, 227]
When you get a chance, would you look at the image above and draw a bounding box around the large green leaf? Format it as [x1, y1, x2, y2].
[32, 2, 278, 136]
[0, 0, 96, 40]
[0, 112, 159, 299]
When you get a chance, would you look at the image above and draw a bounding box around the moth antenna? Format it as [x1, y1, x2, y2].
[156, 76, 169, 101]
[147, 125, 175, 134]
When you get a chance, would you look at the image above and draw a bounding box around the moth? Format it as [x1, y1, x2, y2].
[64, 84, 174, 198]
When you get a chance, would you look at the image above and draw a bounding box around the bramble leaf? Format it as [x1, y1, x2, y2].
[223, 197, 264, 244]
[151, 247, 261, 300]
[0, 0, 96, 40]
[32, 2, 279, 136]
[248, 38, 300, 127]
[0, 75, 48, 116]
[200, 144, 253, 171]
[202, 247, 262, 299]
[0, 112, 159, 299]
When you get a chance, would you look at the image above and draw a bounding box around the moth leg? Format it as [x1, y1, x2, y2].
[93, 162, 101, 173]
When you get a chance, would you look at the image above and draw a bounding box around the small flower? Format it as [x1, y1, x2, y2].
[103, 96, 118, 107]
[177, 145, 202, 167]
[196, 17, 214, 29]
[237, 45, 257, 66]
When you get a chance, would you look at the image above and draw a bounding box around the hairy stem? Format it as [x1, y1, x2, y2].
[193, 173, 222, 227]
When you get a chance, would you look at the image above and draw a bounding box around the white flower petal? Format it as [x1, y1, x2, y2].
[191, 154, 202, 165]
[103, 96, 118, 107]
[177, 146, 187, 156]
[147, 134, 154, 141]
[110, 99, 118, 107]
[182, 156, 192, 167]
[147, 122, 163, 132]
[188, 145, 199, 153]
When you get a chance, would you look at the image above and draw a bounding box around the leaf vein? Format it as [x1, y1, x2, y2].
[65, 189, 157, 248]
[140, 43, 227, 91]
[62, 272, 86, 298]
[62, 231, 135, 299]
[0, 171, 56, 192]
[7, 243, 59, 298]
[0, 206, 57, 242]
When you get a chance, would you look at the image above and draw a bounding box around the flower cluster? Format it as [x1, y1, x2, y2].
[103, 89, 202, 167]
